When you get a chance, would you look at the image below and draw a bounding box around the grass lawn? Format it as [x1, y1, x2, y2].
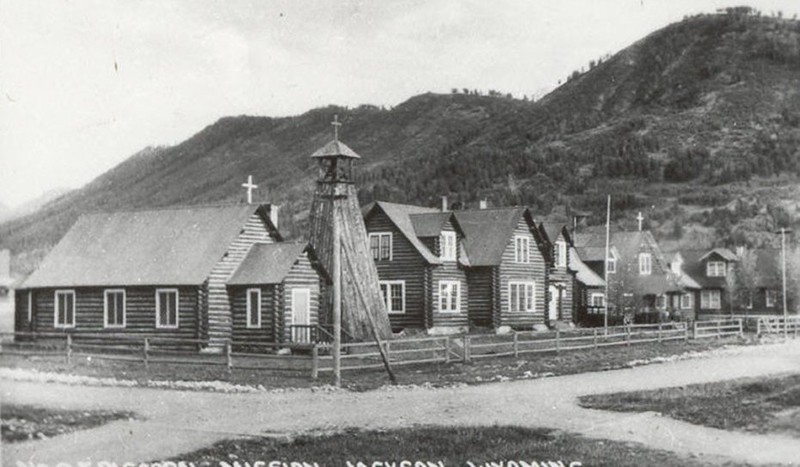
[1, 337, 748, 391]
[172, 426, 743, 467]
[1, 404, 134, 443]
[579, 373, 800, 438]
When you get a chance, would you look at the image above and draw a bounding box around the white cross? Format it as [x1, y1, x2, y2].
[636, 212, 644, 231]
[242, 175, 258, 205]
[332, 114, 342, 142]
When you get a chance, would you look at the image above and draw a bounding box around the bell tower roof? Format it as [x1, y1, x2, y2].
[311, 139, 361, 159]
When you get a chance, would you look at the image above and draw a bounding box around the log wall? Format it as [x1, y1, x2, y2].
[496, 216, 547, 328]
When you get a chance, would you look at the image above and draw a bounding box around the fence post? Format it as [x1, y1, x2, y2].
[684, 323, 689, 343]
[226, 343, 233, 371]
[143, 338, 149, 370]
[593, 328, 598, 349]
[555, 329, 561, 354]
[311, 345, 319, 379]
[738, 319, 743, 338]
[464, 335, 471, 363]
[717, 320, 721, 339]
[444, 336, 451, 364]
[626, 326, 631, 346]
[658, 323, 662, 344]
[693, 321, 698, 340]
[383, 341, 391, 363]
[66, 334, 72, 365]
[513, 332, 519, 358]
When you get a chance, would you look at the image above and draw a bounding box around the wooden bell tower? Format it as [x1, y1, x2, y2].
[308, 116, 392, 343]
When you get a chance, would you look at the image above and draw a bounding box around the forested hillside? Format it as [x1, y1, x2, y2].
[2, 9, 800, 275]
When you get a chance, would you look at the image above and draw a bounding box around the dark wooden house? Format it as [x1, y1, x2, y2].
[673, 248, 738, 317]
[227, 242, 327, 345]
[539, 222, 578, 325]
[12, 204, 319, 350]
[569, 246, 607, 326]
[362, 201, 469, 333]
[454, 207, 548, 330]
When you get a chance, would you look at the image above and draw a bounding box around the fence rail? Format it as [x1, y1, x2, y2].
[756, 316, 800, 336]
[0, 319, 746, 380]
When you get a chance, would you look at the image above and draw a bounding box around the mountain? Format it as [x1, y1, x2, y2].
[2, 9, 800, 276]
[0, 202, 10, 222]
[0, 188, 72, 223]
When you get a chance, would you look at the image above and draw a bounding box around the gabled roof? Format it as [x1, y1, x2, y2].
[228, 242, 314, 286]
[540, 222, 573, 246]
[700, 248, 738, 262]
[364, 201, 442, 264]
[23, 204, 279, 288]
[679, 249, 728, 289]
[569, 247, 605, 287]
[410, 212, 455, 237]
[454, 207, 534, 267]
[310, 140, 361, 159]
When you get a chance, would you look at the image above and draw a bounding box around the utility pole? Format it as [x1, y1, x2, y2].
[775, 227, 793, 340]
[332, 203, 341, 387]
[604, 195, 611, 336]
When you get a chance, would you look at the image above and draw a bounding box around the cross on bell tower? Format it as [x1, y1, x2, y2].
[636, 212, 645, 232]
[312, 114, 360, 183]
[242, 175, 258, 204]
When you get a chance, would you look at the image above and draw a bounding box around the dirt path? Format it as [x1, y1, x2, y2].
[3, 340, 800, 465]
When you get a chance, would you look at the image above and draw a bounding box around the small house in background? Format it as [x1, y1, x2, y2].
[677, 248, 738, 317]
[362, 201, 469, 333]
[569, 246, 607, 326]
[454, 207, 548, 330]
[227, 242, 328, 346]
[0, 249, 13, 332]
[538, 222, 578, 326]
[747, 249, 787, 313]
[665, 251, 702, 321]
[12, 204, 329, 350]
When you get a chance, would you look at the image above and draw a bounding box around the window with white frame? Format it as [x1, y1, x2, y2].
[440, 231, 457, 261]
[156, 289, 179, 328]
[54, 290, 75, 328]
[555, 241, 567, 268]
[590, 293, 605, 307]
[607, 253, 616, 274]
[439, 280, 461, 313]
[104, 289, 126, 328]
[246, 288, 262, 328]
[379, 281, 405, 314]
[369, 232, 392, 261]
[766, 289, 778, 308]
[509, 281, 535, 313]
[700, 290, 721, 310]
[639, 253, 652, 275]
[514, 236, 530, 263]
[707, 261, 727, 277]
[681, 293, 693, 310]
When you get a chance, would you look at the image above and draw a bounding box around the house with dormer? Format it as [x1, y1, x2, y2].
[362, 201, 469, 332]
[675, 248, 738, 316]
[538, 222, 578, 325]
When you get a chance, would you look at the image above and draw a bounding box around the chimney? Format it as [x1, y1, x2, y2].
[269, 204, 281, 230]
[441, 196, 448, 212]
[479, 199, 488, 210]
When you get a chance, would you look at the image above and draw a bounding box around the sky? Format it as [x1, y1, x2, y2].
[2, 1, 800, 208]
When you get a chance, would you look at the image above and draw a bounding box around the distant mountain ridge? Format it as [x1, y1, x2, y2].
[2, 10, 800, 276]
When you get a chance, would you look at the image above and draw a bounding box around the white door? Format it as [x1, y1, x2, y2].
[548, 285, 559, 321]
[291, 288, 311, 343]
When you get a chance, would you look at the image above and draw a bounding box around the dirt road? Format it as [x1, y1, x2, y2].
[3, 341, 800, 465]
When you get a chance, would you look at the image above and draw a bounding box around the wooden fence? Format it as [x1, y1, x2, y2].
[755, 316, 800, 336]
[1, 320, 746, 380]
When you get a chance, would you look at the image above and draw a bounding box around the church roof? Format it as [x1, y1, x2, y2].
[310, 140, 361, 159]
[23, 204, 277, 288]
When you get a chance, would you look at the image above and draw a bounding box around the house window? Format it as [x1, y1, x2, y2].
[379, 281, 405, 314]
[766, 289, 778, 308]
[607, 255, 616, 274]
[639, 253, 652, 275]
[555, 241, 567, 268]
[514, 236, 530, 263]
[440, 231, 457, 261]
[681, 293, 693, 310]
[54, 290, 75, 328]
[590, 293, 605, 307]
[246, 288, 261, 328]
[707, 261, 727, 277]
[438, 280, 461, 313]
[156, 289, 179, 328]
[700, 290, 721, 310]
[509, 281, 536, 313]
[655, 295, 667, 310]
[369, 232, 392, 261]
[104, 289, 126, 328]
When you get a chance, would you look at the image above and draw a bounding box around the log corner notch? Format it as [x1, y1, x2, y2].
[308, 129, 392, 342]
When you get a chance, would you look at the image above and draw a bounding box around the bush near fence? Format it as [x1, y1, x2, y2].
[1, 320, 745, 380]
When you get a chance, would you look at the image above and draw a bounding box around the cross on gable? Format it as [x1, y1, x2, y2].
[331, 114, 342, 142]
[636, 212, 644, 231]
[242, 175, 258, 205]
